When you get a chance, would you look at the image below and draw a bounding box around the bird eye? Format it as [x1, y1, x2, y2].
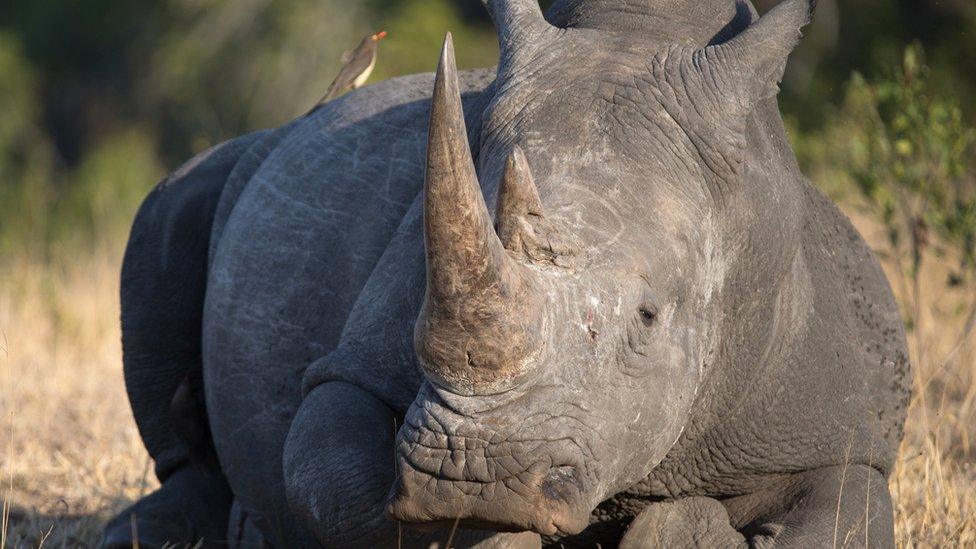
[639, 306, 657, 326]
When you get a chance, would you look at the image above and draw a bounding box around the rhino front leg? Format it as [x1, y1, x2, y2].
[620, 497, 747, 549]
[622, 465, 894, 549]
[726, 465, 894, 548]
[283, 381, 540, 548]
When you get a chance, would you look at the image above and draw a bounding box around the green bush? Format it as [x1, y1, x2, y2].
[842, 44, 975, 274]
[0, 31, 55, 256]
[795, 43, 976, 335]
[372, 0, 499, 79]
[0, 32, 162, 258]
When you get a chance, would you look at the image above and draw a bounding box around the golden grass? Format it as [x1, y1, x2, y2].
[1, 247, 157, 547]
[844, 210, 976, 548]
[0, 209, 973, 547]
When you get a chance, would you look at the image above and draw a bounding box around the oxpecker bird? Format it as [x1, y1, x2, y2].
[314, 31, 387, 107]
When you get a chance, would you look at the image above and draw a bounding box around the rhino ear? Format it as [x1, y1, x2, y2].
[697, 0, 815, 105]
[651, 0, 814, 188]
[482, 0, 557, 74]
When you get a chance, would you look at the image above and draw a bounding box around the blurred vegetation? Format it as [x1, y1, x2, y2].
[793, 43, 976, 351]
[0, 0, 500, 260]
[0, 0, 973, 263]
[844, 46, 974, 272]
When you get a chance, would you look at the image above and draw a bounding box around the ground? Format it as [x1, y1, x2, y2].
[1, 209, 973, 548]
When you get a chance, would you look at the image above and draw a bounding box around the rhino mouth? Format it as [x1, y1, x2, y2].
[386, 384, 594, 536]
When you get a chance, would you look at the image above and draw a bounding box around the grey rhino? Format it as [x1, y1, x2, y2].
[104, 0, 910, 547]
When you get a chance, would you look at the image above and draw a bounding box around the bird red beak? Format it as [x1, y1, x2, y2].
[372, 30, 388, 42]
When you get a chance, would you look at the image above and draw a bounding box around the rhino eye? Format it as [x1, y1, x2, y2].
[638, 306, 657, 326]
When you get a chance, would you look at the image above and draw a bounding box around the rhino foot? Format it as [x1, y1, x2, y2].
[102, 465, 233, 549]
[225, 498, 271, 549]
[620, 497, 747, 549]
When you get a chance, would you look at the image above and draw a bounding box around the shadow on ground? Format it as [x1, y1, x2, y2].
[4, 500, 130, 548]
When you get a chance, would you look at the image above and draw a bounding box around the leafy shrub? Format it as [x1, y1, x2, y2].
[0, 32, 162, 258]
[797, 43, 976, 340]
[842, 44, 976, 275]
[0, 31, 56, 255]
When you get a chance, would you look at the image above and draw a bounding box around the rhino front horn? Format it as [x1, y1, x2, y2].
[416, 34, 547, 396]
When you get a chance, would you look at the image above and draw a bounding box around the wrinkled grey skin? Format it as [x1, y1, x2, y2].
[108, 0, 909, 547]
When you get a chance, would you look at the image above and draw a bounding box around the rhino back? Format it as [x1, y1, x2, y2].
[202, 69, 494, 545]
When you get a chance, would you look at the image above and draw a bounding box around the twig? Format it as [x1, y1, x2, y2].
[833, 434, 855, 549]
[37, 523, 55, 548]
[138, 453, 152, 499]
[131, 513, 140, 549]
[445, 516, 461, 549]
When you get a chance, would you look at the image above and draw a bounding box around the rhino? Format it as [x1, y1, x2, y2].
[104, 0, 911, 547]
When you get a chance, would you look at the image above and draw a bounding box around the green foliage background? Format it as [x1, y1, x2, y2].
[0, 0, 973, 261]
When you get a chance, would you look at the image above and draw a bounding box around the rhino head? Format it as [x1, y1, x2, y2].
[387, 0, 815, 536]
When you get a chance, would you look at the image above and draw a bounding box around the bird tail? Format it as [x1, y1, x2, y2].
[307, 81, 340, 115]
[319, 83, 340, 103]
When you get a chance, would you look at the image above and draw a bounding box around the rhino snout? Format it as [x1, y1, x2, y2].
[387, 384, 594, 536]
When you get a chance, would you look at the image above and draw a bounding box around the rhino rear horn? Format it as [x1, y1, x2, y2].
[495, 145, 545, 251]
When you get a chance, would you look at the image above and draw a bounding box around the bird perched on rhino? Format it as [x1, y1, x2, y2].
[313, 30, 387, 108]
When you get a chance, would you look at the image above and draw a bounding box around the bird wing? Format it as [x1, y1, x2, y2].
[320, 53, 375, 101]
[311, 37, 378, 109]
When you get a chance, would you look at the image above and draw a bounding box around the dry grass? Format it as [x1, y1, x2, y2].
[1, 208, 974, 547]
[1, 247, 157, 547]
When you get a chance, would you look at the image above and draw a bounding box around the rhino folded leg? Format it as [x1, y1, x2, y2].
[283, 381, 540, 548]
[107, 133, 267, 547]
[121, 133, 265, 480]
[227, 498, 271, 548]
[726, 465, 895, 548]
[620, 497, 747, 549]
[620, 465, 893, 548]
[102, 465, 233, 549]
